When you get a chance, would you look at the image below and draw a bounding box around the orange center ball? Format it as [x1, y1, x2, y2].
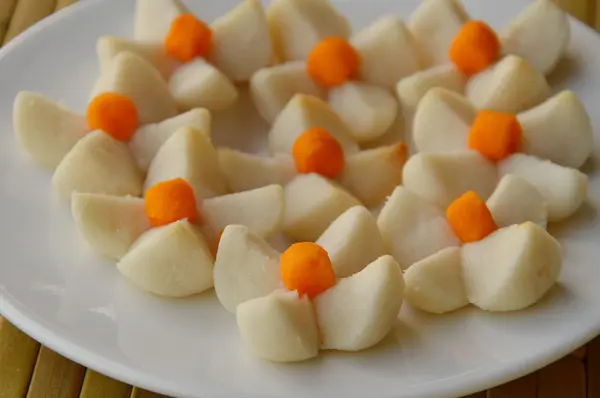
[87, 92, 139, 142]
[292, 127, 345, 179]
[468, 110, 523, 162]
[446, 190, 498, 243]
[165, 14, 213, 62]
[307, 37, 360, 88]
[145, 178, 199, 227]
[449, 20, 501, 77]
[280, 242, 336, 299]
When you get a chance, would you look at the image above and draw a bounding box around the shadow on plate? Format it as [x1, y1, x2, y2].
[211, 84, 270, 154]
[547, 52, 583, 88]
[548, 200, 598, 238]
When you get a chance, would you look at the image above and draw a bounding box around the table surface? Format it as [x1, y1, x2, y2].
[1, 0, 599, 397]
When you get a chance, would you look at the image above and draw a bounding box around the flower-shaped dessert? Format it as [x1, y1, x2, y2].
[214, 205, 386, 313]
[131, 0, 273, 82]
[267, 0, 351, 63]
[396, 0, 569, 112]
[413, 88, 593, 169]
[137, 125, 285, 246]
[402, 191, 562, 314]
[14, 52, 215, 200]
[213, 221, 401, 362]
[377, 161, 570, 269]
[72, 172, 284, 297]
[98, 0, 275, 112]
[402, 150, 587, 224]
[377, 186, 562, 315]
[407, 88, 590, 224]
[251, 0, 422, 143]
[216, 92, 408, 240]
[218, 93, 407, 241]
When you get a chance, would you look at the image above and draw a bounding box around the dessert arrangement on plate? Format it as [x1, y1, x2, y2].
[12, 0, 592, 363]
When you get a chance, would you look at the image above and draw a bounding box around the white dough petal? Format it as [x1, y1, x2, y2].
[501, 0, 570, 75]
[518, 90, 593, 169]
[13, 92, 88, 170]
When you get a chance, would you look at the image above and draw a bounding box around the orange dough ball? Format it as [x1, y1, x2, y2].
[449, 20, 501, 76]
[468, 110, 523, 162]
[292, 127, 345, 179]
[280, 242, 336, 299]
[307, 37, 360, 87]
[446, 190, 498, 243]
[145, 178, 198, 227]
[165, 14, 213, 62]
[87, 92, 139, 142]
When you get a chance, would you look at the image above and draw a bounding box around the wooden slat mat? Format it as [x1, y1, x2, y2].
[0, 0, 597, 397]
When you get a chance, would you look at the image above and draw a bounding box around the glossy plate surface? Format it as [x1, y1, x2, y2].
[0, 0, 598, 397]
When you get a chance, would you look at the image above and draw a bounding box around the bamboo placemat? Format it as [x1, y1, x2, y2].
[0, 0, 598, 397]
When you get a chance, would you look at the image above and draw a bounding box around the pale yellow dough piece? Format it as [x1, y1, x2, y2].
[202, 185, 285, 240]
[282, 173, 361, 242]
[518, 90, 593, 169]
[217, 149, 297, 193]
[461, 222, 562, 312]
[96, 36, 177, 79]
[377, 185, 459, 269]
[267, 0, 351, 62]
[91, 52, 178, 124]
[53, 130, 143, 201]
[486, 174, 548, 229]
[130, 108, 211, 172]
[402, 151, 498, 208]
[314, 255, 405, 351]
[498, 154, 588, 222]
[328, 82, 399, 143]
[404, 247, 468, 314]
[316, 206, 387, 278]
[168, 58, 239, 112]
[466, 55, 551, 114]
[412, 88, 476, 153]
[214, 225, 282, 314]
[237, 290, 320, 362]
[144, 126, 227, 201]
[71, 193, 150, 261]
[338, 142, 408, 207]
[117, 220, 214, 298]
[250, 61, 326, 124]
[13, 91, 88, 170]
[407, 0, 470, 67]
[134, 0, 188, 42]
[396, 64, 466, 111]
[351, 16, 421, 88]
[209, 0, 273, 82]
[268, 94, 359, 156]
[501, 0, 570, 75]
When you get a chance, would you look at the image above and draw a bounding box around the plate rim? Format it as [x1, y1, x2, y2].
[0, 0, 599, 397]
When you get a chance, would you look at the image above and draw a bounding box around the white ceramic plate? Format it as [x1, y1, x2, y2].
[1, 0, 599, 397]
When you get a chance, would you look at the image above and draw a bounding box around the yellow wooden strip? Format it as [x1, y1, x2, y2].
[26, 346, 86, 398]
[590, 0, 598, 31]
[0, 318, 41, 397]
[538, 357, 586, 398]
[588, 337, 600, 398]
[55, 0, 78, 11]
[554, 0, 593, 25]
[4, 0, 56, 44]
[131, 387, 171, 398]
[487, 372, 537, 398]
[80, 370, 133, 398]
[595, 0, 600, 31]
[0, 0, 18, 44]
